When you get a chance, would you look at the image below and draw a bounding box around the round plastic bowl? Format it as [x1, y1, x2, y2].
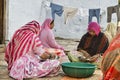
[61, 62, 96, 78]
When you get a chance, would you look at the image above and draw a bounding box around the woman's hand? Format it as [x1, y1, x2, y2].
[80, 50, 91, 58]
[40, 52, 58, 60]
[89, 54, 100, 62]
[40, 53, 50, 60]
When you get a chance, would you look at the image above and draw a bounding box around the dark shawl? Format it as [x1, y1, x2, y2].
[77, 32, 109, 56]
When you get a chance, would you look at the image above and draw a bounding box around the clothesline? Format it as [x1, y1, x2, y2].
[40, 0, 119, 24]
[50, 0, 118, 9]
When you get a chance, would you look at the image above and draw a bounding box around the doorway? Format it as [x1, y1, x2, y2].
[0, 0, 7, 44]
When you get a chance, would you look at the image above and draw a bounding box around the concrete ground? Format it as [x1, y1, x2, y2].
[0, 38, 102, 80]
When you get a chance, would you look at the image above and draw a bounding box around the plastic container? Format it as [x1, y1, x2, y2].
[61, 62, 96, 78]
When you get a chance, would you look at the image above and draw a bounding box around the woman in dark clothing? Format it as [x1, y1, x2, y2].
[77, 22, 109, 62]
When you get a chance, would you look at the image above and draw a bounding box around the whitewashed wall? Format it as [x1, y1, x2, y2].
[8, 0, 118, 40]
[8, 0, 43, 40]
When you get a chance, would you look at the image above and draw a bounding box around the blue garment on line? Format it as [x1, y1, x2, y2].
[50, 3, 63, 20]
[88, 8, 100, 23]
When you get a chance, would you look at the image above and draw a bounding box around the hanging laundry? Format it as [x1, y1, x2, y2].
[43, 1, 50, 7]
[118, 21, 120, 27]
[50, 3, 63, 20]
[88, 8, 100, 24]
[100, 9, 106, 15]
[99, 8, 106, 23]
[119, 0, 120, 5]
[40, 1, 51, 23]
[77, 7, 88, 17]
[107, 5, 120, 23]
[63, 7, 78, 24]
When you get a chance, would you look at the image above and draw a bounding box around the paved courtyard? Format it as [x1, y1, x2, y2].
[0, 38, 102, 80]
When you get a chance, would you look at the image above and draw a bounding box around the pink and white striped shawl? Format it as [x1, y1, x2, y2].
[5, 20, 43, 71]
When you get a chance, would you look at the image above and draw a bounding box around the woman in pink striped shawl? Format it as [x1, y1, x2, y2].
[5, 21, 63, 80]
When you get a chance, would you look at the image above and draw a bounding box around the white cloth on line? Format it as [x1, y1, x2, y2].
[63, 7, 78, 24]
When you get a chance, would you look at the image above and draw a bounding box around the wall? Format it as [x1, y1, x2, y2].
[8, 0, 42, 40]
[8, 0, 118, 40]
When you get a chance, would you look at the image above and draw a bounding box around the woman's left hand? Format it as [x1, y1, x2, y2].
[89, 54, 100, 62]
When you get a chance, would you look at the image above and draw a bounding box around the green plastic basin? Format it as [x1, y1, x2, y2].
[61, 62, 96, 78]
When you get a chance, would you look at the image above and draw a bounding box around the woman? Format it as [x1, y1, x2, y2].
[77, 22, 109, 62]
[101, 21, 120, 80]
[5, 21, 63, 80]
[104, 23, 117, 43]
[40, 18, 64, 50]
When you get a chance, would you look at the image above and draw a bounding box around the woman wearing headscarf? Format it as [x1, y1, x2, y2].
[40, 18, 64, 50]
[104, 23, 117, 43]
[5, 21, 62, 80]
[76, 22, 109, 62]
[39, 18, 66, 60]
[101, 21, 120, 80]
